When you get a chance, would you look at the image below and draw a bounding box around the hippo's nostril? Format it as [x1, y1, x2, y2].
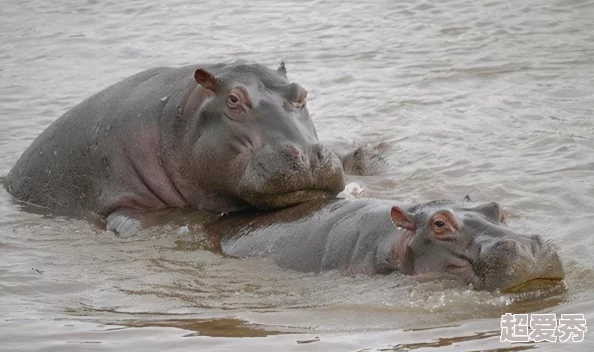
[287, 146, 300, 159]
[501, 240, 516, 249]
[307, 144, 327, 169]
[317, 149, 324, 163]
[286, 146, 307, 167]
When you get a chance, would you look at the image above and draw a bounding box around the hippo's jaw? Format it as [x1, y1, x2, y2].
[241, 189, 337, 210]
[238, 144, 345, 210]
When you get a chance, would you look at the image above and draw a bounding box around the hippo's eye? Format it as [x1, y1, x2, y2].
[431, 211, 459, 236]
[228, 93, 240, 106]
[226, 88, 252, 115]
[431, 218, 449, 234]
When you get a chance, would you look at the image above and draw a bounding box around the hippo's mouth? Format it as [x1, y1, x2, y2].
[244, 189, 337, 210]
[502, 278, 565, 293]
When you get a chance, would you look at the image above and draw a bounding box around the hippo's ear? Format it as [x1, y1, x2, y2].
[390, 206, 416, 232]
[463, 195, 473, 202]
[194, 68, 219, 92]
[277, 61, 287, 79]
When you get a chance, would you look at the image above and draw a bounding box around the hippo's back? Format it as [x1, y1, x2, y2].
[217, 198, 397, 273]
[4, 66, 196, 214]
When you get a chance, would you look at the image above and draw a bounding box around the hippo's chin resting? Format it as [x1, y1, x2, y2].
[241, 189, 339, 210]
[209, 197, 565, 293]
[237, 144, 346, 210]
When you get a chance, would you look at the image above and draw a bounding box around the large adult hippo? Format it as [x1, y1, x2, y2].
[3, 62, 377, 234]
[209, 197, 565, 292]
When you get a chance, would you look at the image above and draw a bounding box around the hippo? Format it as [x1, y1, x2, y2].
[208, 197, 565, 292]
[4, 62, 380, 235]
[336, 142, 390, 176]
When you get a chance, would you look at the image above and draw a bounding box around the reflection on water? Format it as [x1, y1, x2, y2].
[388, 330, 502, 351]
[110, 318, 293, 338]
[1, 0, 594, 350]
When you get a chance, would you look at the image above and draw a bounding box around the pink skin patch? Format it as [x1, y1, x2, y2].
[390, 230, 415, 269]
[502, 240, 516, 248]
[287, 146, 301, 159]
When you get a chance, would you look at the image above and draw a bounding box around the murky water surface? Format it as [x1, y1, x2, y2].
[1, 0, 593, 350]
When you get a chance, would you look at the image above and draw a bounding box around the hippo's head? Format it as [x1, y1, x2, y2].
[178, 62, 344, 212]
[389, 198, 565, 292]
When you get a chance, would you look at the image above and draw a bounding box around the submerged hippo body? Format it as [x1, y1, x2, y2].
[4, 62, 353, 234]
[211, 197, 565, 292]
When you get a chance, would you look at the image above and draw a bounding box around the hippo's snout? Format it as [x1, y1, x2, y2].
[284, 144, 332, 171]
[238, 143, 345, 209]
[476, 235, 565, 292]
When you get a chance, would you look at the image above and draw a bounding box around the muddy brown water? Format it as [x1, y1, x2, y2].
[1, 0, 593, 351]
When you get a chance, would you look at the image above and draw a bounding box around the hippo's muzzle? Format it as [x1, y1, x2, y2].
[475, 235, 565, 292]
[238, 143, 345, 209]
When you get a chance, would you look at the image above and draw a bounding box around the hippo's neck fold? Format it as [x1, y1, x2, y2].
[116, 129, 188, 211]
[373, 228, 413, 275]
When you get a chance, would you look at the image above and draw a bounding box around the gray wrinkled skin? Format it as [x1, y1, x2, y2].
[4, 62, 348, 234]
[213, 197, 565, 292]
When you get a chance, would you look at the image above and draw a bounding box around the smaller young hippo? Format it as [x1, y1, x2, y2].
[208, 197, 565, 292]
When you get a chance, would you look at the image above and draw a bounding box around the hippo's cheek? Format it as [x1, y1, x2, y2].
[409, 257, 483, 289]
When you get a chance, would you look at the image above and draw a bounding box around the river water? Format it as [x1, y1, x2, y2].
[1, 0, 593, 351]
